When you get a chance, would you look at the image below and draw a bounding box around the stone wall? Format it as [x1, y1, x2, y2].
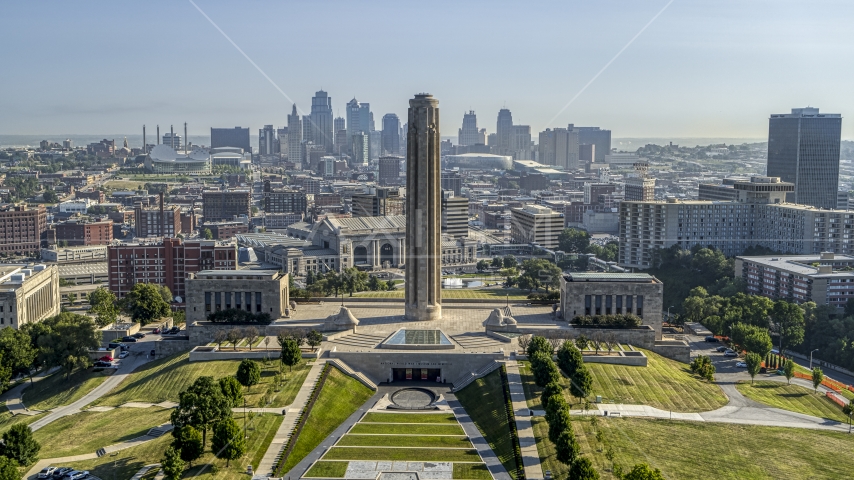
[328, 349, 504, 386]
[154, 336, 191, 359]
[188, 346, 320, 362]
[188, 321, 273, 347]
[650, 340, 691, 363]
[582, 352, 648, 367]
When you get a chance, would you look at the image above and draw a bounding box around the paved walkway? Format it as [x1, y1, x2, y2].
[29, 351, 151, 432]
[446, 394, 511, 480]
[129, 464, 160, 480]
[504, 360, 544, 480]
[2, 367, 59, 415]
[254, 360, 328, 478]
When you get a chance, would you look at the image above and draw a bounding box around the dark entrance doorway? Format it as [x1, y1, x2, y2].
[380, 243, 394, 266]
[354, 245, 368, 265]
[392, 368, 442, 382]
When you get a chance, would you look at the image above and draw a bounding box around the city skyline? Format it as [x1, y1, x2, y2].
[3, 1, 854, 138]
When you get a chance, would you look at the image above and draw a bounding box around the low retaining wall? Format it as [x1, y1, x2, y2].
[154, 336, 191, 359]
[187, 346, 321, 362]
[582, 351, 648, 367]
[329, 350, 504, 385]
[650, 340, 690, 363]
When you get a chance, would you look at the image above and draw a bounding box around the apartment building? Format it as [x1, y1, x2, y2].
[735, 252, 854, 308]
[0, 204, 47, 255]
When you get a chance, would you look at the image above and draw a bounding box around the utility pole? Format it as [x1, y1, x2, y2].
[810, 349, 819, 370]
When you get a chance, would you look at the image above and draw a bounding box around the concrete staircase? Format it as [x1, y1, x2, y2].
[146, 424, 173, 438]
[327, 332, 387, 349]
[452, 360, 502, 391]
[328, 358, 378, 390]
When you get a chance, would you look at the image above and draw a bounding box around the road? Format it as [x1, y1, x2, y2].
[28, 334, 158, 431]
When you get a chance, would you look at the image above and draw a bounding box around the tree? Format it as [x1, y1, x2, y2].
[202, 228, 213, 240]
[159, 285, 174, 304]
[557, 341, 584, 377]
[568, 456, 600, 480]
[771, 300, 805, 352]
[623, 463, 666, 480]
[42, 190, 58, 203]
[0, 456, 19, 480]
[236, 359, 261, 390]
[554, 429, 580, 465]
[306, 330, 323, 351]
[503, 255, 518, 269]
[745, 352, 762, 384]
[227, 327, 242, 351]
[531, 352, 560, 387]
[0, 424, 39, 466]
[341, 267, 368, 296]
[219, 376, 244, 407]
[87, 287, 118, 327]
[170, 376, 232, 447]
[569, 366, 593, 402]
[545, 395, 570, 443]
[280, 337, 302, 372]
[33, 312, 100, 380]
[161, 446, 185, 480]
[540, 381, 563, 411]
[783, 359, 795, 384]
[476, 260, 489, 272]
[558, 228, 590, 253]
[812, 367, 824, 392]
[243, 326, 258, 350]
[214, 330, 227, 350]
[172, 425, 203, 467]
[123, 283, 170, 325]
[527, 335, 553, 358]
[66, 293, 76, 305]
[0, 328, 36, 383]
[743, 330, 773, 359]
[211, 417, 245, 467]
[491, 256, 503, 268]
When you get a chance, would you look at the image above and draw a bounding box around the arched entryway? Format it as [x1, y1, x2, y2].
[380, 243, 394, 267]
[354, 245, 368, 265]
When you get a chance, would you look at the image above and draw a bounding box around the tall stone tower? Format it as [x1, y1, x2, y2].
[405, 94, 442, 321]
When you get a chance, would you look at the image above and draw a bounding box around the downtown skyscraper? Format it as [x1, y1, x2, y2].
[381, 113, 401, 155]
[496, 108, 513, 156]
[310, 90, 334, 153]
[767, 107, 842, 209]
[458, 111, 485, 146]
[287, 104, 302, 165]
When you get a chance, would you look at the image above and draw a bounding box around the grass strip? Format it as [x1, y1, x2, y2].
[453, 463, 492, 480]
[323, 447, 480, 462]
[305, 461, 348, 478]
[736, 381, 848, 422]
[348, 423, 464, 435]
[361, 412, 457, 423]
[336, 434, 471, 448]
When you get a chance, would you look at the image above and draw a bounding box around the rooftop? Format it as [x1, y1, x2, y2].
[565, 272, 658, 283]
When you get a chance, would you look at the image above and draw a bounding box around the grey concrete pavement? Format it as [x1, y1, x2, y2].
[446, 394, 512, 480]
[505, 361, 544, 480]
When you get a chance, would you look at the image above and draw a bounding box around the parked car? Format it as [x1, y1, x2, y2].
[153, 328, 161, 334]
[121, 336, 137, 343]
[169, 326, 181, 334]
[735, 361, 747, 368]
[704, 336, 719, 343]
[52, 468, 72, 479]
[119, 351, 129, 359]
[715, 346, 728, 352]
[93, 361, 112, 368]
[132, 332, 146, 339]
[62, 471, 88, 480]
[38, 467, 57, 479]
[98, 355, 113, 362]
[107, 342, 122, 349]
[150, 349, 156, 357]
[724, 349, 738, 357]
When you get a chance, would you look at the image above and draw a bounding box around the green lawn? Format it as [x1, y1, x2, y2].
[584, 349, 727, 411]
[305, 461, 348, 478]
[323, 447, 480, 462]
[453, 463, 492, 480]
[353, 289, 529, 300]
[455, 369, 521, 478]
[277, 367, 374, 474]
[65, 413, 282, 480]
[572, 417, 854, 479]
[349, 423, 464, 435]
[22, 368, 111, 411]
[361, 412, 457, 423]
[736, 381, 848, 422]
[0, 410, 44, 431]
[94, 352, 311, 407]
[35, 407, 171, 457]
[336, 434, 471, 448]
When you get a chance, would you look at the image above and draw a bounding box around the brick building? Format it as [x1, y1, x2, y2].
[202, 190, 251, 222]
[0, 204, 47, 255]
[204, 221, 249, 240]
[134, 204, 181, 238]
[54, 220, 113, 246]
[108, 238, 238, 298]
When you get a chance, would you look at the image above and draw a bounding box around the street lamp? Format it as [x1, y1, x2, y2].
[810, 349, 819, 370]
[666, 305, 674, 324]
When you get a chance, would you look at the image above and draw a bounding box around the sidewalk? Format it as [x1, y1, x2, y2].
[254, 360, 327, 478]
[504, 360, 544, 480]
[446, 394, 511, 480]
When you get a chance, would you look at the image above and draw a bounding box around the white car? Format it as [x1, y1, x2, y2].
[37, 467, 56, 479]
[119, 351, 129, 359]
[735, 361, 747, 368]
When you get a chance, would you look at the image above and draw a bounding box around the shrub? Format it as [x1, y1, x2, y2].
[207, 308, 272, 324]
[570, 314, 643, 328]
[527, 335, 553, 357]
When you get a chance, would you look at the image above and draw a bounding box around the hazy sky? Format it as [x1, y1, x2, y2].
[2, 0, 853, 139]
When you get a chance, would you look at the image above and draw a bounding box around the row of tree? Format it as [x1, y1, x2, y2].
[298, 268, 396, 298]
[88, 283, 173, 327]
